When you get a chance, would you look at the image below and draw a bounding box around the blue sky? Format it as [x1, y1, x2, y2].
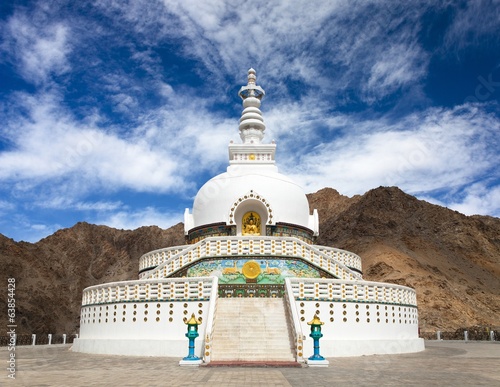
[1, 0, 499, 242]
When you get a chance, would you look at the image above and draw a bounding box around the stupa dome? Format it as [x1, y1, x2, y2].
[190, 167, 315, 232]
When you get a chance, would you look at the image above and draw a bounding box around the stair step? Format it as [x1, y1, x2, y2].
[210, 297, 296, 362]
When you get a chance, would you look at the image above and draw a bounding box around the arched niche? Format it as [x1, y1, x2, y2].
[229, 192, 272, 236]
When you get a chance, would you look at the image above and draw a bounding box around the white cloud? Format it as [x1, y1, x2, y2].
[93, 0, 430, 103]
[0, 200, 15, 211]
[1, 11, 71, 84]
[444, 0, 500, 50]
[0, 82, 242, 209]
[2, 213, 63, 243]
[96, 207, 183, 231]
[433, 183, 500, 217]
[28, 223, 63, 242]
[278, 103, 500, 200]
[0, 92, 186, 196]
[365, 43, 428, 99]
[36, 196, 123, 212]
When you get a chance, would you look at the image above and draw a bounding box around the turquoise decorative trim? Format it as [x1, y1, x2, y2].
[267, 223, 314, 243]
[187, 223, 236, 244]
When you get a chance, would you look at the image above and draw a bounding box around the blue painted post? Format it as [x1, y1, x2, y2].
[308, 315, 325, 361]
[183, 314, 201, 361]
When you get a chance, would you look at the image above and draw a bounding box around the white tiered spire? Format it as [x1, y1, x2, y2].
[238, 68, 266, 144]
[228, 69, 276, 168]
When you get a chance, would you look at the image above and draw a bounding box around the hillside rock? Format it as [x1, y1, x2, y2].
[0, 186, 499, 336]
[0, 222, 184, 334]
[310, 186, 500, 331]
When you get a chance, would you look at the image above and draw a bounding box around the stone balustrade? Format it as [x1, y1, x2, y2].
[287, 278, 418, 307]
[81, 277, 217, 307]
[315, 246, 362, 272]
[140, 236, 362, 281]
[284, 278, 306, 362]
[139, 245, 189, 271]
[201, 277, 219, 363]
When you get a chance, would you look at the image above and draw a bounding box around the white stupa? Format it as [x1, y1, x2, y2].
[73, 69, 424, 362]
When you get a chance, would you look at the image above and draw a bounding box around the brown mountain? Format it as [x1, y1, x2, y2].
[1, 186, 499, 336]
[1, 222, 185, 335]
[309, 187, 500, 332]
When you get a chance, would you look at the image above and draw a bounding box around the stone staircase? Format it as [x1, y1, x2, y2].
[210, 297, 296, 362]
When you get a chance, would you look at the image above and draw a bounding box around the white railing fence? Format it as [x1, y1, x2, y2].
[202, 276, 219, 363]
[142, 236, 362, 282]
[284, 278, 305, 362]
[287, 278, 418, 306]
[81, 277, 217, 306]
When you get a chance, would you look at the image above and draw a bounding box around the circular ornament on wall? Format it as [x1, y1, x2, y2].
[242, 260, 261, 279]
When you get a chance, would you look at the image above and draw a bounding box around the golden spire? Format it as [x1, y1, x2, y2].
[307, 314, 324, 326]
[185, 313, 201, 325]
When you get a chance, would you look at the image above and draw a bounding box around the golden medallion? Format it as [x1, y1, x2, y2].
[242, 260, 261, 279]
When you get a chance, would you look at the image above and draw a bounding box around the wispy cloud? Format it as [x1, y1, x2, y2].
[0, 91, 192, 195]
[423, 182, 500, 217]
[365, 43, 428, 100]
[443, 0, 500, 50]
[36, 196, 123, 212]
[93, 0, 431, 104]
[95, 206, 183, 231]
[447, 183, 500, 217]
[0, 200, 15, 214]
[1, 7, 71, 85]
[278, 103, 500, 205]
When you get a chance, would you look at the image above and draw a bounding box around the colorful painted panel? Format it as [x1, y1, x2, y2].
[188, 223, 236, 243]
[266, 224, 314, 243]
[186, 258, 322, 284]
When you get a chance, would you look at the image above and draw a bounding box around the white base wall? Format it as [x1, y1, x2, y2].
[74, 276, 424, 359]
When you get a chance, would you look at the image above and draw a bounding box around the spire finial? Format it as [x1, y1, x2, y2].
[247, 68, 256, 85]
[238, 68, 265, 101]
[237, 69, 266, 143]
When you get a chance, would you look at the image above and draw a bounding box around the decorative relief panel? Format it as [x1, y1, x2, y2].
[176, 257, 332, 285]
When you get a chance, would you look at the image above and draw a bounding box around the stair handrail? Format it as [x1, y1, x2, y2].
[202, 276, 219, 364]
[284, 277, 305, 363]
[314, 245, 363, 272]
[139, 244, 190, 272]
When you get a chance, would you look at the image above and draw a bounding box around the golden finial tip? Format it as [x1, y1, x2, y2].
[186, 313, 201, 325]
[307, 314, 324, 325]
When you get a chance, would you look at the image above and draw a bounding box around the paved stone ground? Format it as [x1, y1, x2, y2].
[2, 341, 499, 386]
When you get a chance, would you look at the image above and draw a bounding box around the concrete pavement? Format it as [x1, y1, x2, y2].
[2, 341, 499, 386]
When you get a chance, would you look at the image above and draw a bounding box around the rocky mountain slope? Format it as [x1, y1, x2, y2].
[309, 187, 500, 332]
[1, 223, 185, 335]
[1, 186, 499, 335]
